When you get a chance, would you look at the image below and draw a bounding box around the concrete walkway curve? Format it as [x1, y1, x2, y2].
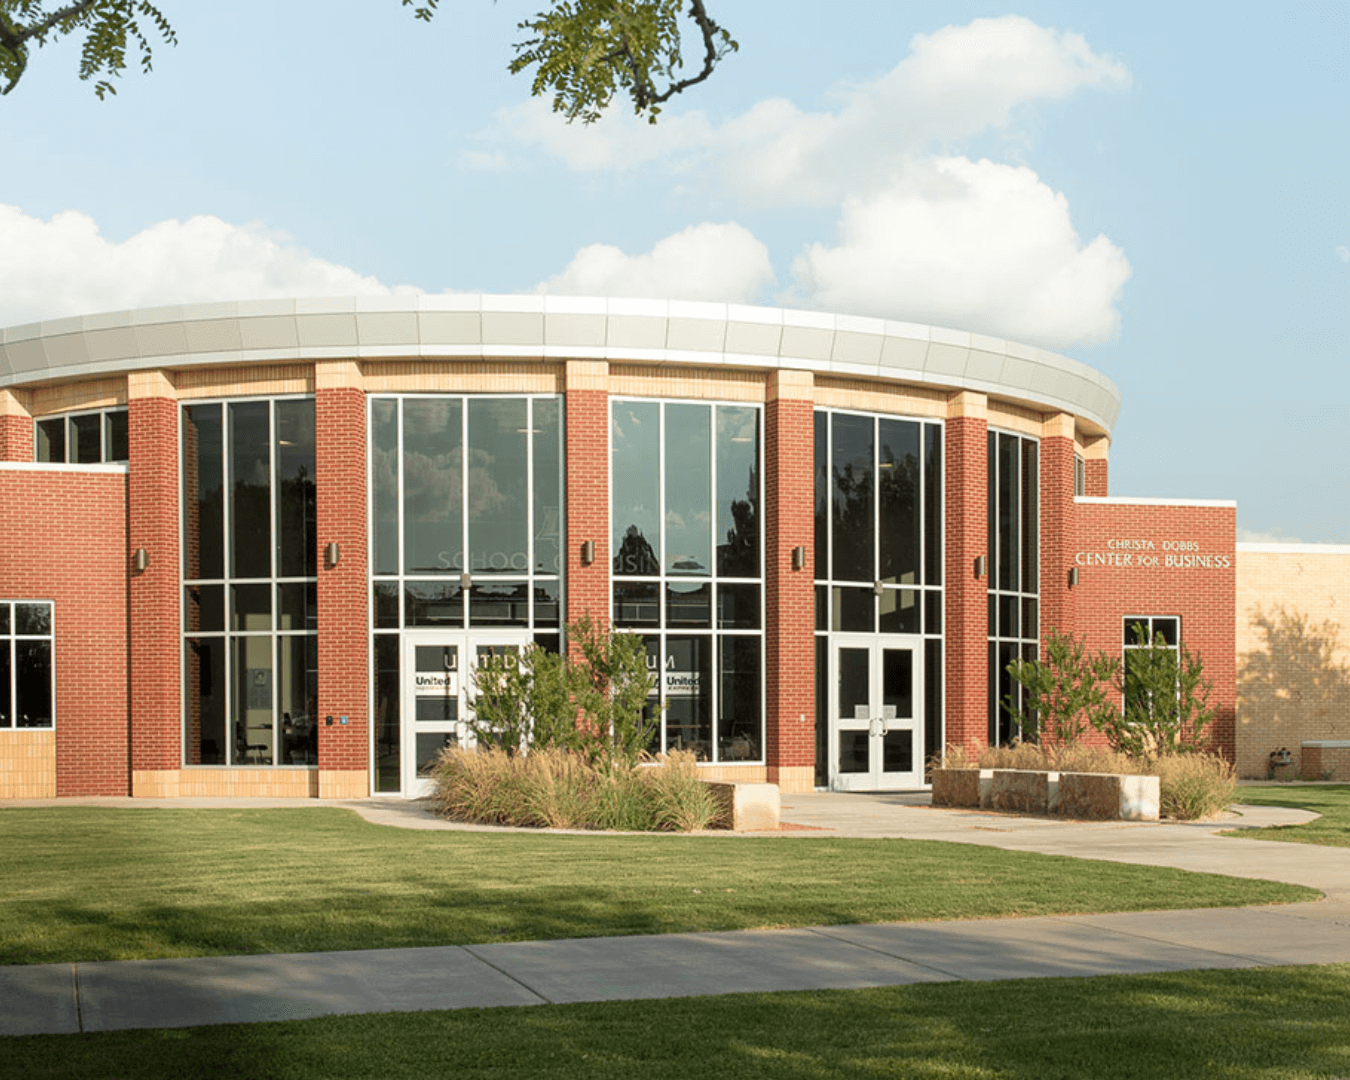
[2, 792, 1349, 1036]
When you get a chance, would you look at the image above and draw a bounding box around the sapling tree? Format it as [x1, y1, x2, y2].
[468, 614, 658, 766]
[1003, 631, 1120, 757]
[1101, 624, 1215, 756]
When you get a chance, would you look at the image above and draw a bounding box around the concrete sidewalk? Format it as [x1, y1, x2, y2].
[4, 901, 1349, 1036]
[3, 793, 1350, 1036]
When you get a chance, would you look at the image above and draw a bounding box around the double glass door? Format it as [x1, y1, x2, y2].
[830, 635, 924, 790]
[400, 631, 532, 796]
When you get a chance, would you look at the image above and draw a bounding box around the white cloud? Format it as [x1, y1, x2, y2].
[504, 15, 1130, 207]
[1336, 245, 1350, 263]
[717, 16, 1130, 206]
[461, 150, 507, 171]
[1237, 528, 1306, 544]
[537, 222, 774, 303]
[0, 204, 407, 326]
[502, 97, 715, 172]
[788, 157, 1131, 347]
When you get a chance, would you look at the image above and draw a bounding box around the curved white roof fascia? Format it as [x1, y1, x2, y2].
[0, 295, 1121, 434]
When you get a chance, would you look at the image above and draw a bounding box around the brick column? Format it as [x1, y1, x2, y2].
[564, 360, 609, 625]
[1039, 413, 1077, 641]
[764, 370, 815, 793]
[944, 391, 988, 755]
[0, 390, 34, 461]
[315, 362, 369, 798]
[128, 371, 182, 796]
[1083, 436, 1109, 497]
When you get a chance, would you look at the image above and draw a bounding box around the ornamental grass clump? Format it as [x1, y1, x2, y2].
[1153, 752, 1236, 821]
[429, 747, 725, 831]
[936, 740, 1238, 821]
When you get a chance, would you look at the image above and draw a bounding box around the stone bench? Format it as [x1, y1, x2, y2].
[703, 780, 781, 831]
[931, 768, 1159, 821]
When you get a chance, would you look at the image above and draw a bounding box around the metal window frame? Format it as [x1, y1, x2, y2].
[178, 394, 318, 768]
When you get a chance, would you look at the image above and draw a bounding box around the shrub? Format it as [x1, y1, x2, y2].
[1100, 626, 1216, 757]
[469, 615, 658, 767]
[429, 746, 722, 831]
[1003, 631, 1121, 753]
[1153, 752, 1236, 821]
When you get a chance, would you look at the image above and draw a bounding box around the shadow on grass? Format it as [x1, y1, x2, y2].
[4, 966, 1349, 1080]
[0, 808, 1318, 966]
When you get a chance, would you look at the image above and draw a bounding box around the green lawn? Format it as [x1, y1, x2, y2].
[0, 807, 1314, 965]
[5, 965, 1349, 1079]
[1233, 784, 1350, 847]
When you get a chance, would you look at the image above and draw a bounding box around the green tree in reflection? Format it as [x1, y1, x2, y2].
[717, 464, 759, 577]
[832, 460, 873, 578]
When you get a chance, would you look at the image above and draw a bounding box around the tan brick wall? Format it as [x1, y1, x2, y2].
[137, 768, 321, 798]
[1236, 546, 1350, 778]
[0, 730, 57, 798]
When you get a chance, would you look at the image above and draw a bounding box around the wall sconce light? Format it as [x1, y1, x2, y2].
[792, 546, 806, 571]
[460, 571, 472, 591]
[974, 555, 987, 579]
[873, 579, 886, 597]
[1068, 567, 1079, 588]
[325, 541, 340, 568]
[132, 547, 148, 573]
[581, 540, 595, 566]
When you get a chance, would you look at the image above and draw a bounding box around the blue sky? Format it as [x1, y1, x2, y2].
[2, 1, 1347, 543]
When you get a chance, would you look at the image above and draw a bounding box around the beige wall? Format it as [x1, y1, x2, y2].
[0, 731, 57, 797]
[1236, 545, 1350, 778]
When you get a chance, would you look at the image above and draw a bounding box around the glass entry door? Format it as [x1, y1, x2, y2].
[400, 632, 531, 796]
[830, 635, 924, 790]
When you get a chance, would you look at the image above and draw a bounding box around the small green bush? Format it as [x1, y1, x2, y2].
[429, 747, 726, 831]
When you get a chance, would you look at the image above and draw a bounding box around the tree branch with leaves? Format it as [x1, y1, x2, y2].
[0, 0, 174, 97]
[409, 0, 735, 124]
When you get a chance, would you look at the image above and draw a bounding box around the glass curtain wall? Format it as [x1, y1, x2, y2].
[35, 408, 129, 464]
[987, 430, 1040, 745]
[368, 395, 564, 792]
[181, 398, 317, 766]
[813, 410, 944, 786]
[610, 400, 763, 764]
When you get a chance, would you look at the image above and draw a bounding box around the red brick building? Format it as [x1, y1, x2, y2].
[0, 297, 1236, 797]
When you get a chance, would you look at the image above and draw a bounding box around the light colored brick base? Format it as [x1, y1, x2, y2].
[769, 765, 815, 793]
[135, 769, 319, 798]
[696, 764, 768, 785]
[319, 769, 368, 799]
[0, 731, 57, 798]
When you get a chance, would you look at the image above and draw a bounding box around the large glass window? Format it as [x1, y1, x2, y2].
[0, 602, 53, 729]
[1123, 615, 1180, 720]
[182, 398, 317, 766]
[369, 395, 564, 791]
[813, 410, 944, 782]
[611, 400, 763, 763]
[988, 430, 1039, 746]
[35, 408, 129, 464]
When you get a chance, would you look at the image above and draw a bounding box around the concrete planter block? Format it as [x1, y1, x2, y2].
[930, 768, 991, 808]
[702, 781, 780, 832]
[987, 769, 1059, 814]
[1054, 772, 1160, 821]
